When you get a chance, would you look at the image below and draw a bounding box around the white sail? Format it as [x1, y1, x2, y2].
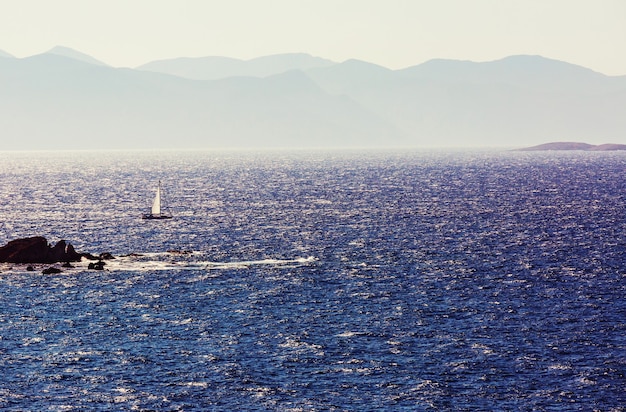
[151, 185, 161, 215]
[143, 180, 172, 219]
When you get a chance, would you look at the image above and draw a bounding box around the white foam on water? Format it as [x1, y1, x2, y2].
[548, 363, 572, 371]
[103, 253, 317, 272]
[336, 331, 353, 337]
[184, 382, 209, 388]
[0, 254, 318, 274]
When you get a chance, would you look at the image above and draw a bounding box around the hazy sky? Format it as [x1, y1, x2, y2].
[1, 0, 625, 75]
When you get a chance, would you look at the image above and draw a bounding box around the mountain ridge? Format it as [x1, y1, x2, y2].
[45, 46, 109, 66]
[136, 53, 336, 80]
[4, 45, 626, 78]
[1, 46, 625, 150]
[0, 52, 399, 150]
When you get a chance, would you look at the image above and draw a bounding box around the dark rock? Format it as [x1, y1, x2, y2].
[62, 262, 74, 268]
[0, 237, 82, 263]
[88, 260, 106, 270]
[26, 265, 35, 271]
[42, 267, 62, 274]
[83, 252, 115, 261]
[82, 253, 99, 261]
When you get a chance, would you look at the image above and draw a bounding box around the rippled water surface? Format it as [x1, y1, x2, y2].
[0, 150, 625, 411]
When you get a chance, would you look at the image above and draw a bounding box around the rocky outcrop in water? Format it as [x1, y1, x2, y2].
[0, 237, 83, 263]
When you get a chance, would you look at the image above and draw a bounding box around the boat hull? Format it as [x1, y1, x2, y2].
[142, 214, 172, 220]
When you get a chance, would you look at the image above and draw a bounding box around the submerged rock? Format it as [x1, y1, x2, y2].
[42, 266, 62, 274]
[88, 261, 106, 270]
[82, 253, 99, 261]
[82, 252, 115, 261]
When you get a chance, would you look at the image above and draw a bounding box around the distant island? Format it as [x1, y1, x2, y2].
[517, 142, 626, 151]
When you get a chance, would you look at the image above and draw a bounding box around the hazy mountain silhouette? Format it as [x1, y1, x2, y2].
[0, 51, 398, 150]
[305, 55, 626, 147]
[0, 49, 14, 58]
[137, 53, 335, 80]
[305, 59, 396, 95]
[400, 55, 624, 94]
[1, 47, 625, 150]
[45, 46, 109, 66]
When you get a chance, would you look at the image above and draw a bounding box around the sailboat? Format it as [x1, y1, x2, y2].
[142, 180, 172, 219]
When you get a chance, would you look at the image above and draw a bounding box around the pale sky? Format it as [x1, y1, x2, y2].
[1, 0, 625, 75]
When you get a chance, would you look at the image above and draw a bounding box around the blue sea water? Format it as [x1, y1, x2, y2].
[0, 149, 625, 411]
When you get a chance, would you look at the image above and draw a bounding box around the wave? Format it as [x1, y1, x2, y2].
[0, 253, 318, 274]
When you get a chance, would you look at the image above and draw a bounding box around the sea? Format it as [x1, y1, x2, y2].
[0, 149, 624, 411]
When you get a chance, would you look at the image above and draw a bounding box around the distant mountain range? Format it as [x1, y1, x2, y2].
[1, 46, 625, 150]
[136, 53, 335, 80]
[45, 46, 109, 66]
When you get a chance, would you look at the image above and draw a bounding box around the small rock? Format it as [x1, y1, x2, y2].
[88, 261, 106, 270]
[82, 253, 99, 261]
